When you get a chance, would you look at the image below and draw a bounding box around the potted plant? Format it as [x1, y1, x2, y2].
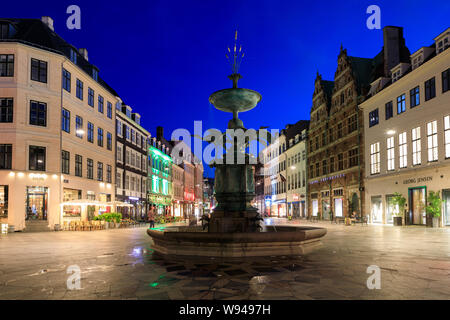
[425, 191, 442, 228]
[391, 192, 406, 226]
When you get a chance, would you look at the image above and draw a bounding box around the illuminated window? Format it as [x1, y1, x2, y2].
[370, 142, 380, 174]
[399, 132, 407, 168]
[427, 120, 438, 162]
[444, 116, 450, 158]
[412, 127, 421, 165]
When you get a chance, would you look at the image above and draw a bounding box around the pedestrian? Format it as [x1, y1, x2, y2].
[148, 207, 155, 228]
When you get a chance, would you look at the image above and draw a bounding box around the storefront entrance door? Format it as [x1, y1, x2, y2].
[443, 189, 450, 226]
[408, 187, 426, 225]
[26, 187, 48, 220]
[371, 196, 383, 223]
[322, 199, 330, 220]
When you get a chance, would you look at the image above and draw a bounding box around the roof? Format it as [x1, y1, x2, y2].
[0, 18, 119, 97]
[284, 120, 309, 142]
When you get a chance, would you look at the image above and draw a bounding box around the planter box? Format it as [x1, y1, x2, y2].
[432, 217, 440, 228]
[393, 216, 402, 226]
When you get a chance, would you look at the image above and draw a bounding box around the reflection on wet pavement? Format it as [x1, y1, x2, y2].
[0, 221, 449, 300]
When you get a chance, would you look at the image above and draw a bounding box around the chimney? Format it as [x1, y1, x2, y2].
[78, 48, 88, 61]
[383, 26, 409, 77]
[41, 16, 54, 31]
[157, 126, 164, 140]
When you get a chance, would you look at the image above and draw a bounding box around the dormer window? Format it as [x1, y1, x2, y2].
[92, 68, 98, 81]
[70, 48, 77, 64]
[0, 23, 16, 39]
[434, 28, 450, 54]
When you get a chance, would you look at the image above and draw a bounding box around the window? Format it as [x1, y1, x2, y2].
[98, 95, 104, 113]
[412, 127, 421, 165]
[0, 144, 12, 169]
[427, 120, 438, 162]
[0, 98, 13, 122]
[107, 132, 112, 150]
[76, 79, 83, 100]
[445, 116, 450, 158]
[369, 109, 379, 127]
[370, 142, 380, 174]
[409, 86, 420, 108]
[61, 150, 70, 174]
[106, 165, 112, 183]
[75, 154, 82, 177]
[116, 120, 122, 136]
[29, 146, 46, 171]
[131, 129, 136, 144]
[337, 123, 343, 138]
[399, 132, 407, 168]
[97, 128, 104, 147]
[125, 126, 130, 140]
[92, 69, 98, 81]
[397, 94, 406, 114]
[29, 101, 47, 126]
[425, 77, 436, 101]
[386, 136, 395, 171]
[88, 88, 94, 107]
[107, 102, 112, 119]
[62, 69, 71, 92]
[97, 162, 103, 181]
[31, 58, 47, 83]
[329, 157, 334, 173]
[75, 116, 83, 138]
[322, 160, 327, 175]
[442, 68, 450, 93]
[116, 172, 121, 188]
[87, 122, 94, 143]
[348, 148, 358, 167]
[117, 145, 122, 162]
[338, 153, 344, 171]
[315, 163, 319, 177]
[0, 54, 14, 77]
[61, 108, 70, 133]
[70, 49, 77, 64]
[348, 114, 357, 133]
[87, 159, 93, 179]
[385, 101, 393, 120]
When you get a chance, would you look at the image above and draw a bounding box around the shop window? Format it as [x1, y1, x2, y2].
[0, 185, 8, 218]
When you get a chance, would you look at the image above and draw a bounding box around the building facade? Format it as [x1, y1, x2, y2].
[361, 28, 450, 226]
[263, 130, 287, 217]
[0, 17, 118, 231]
[115, 104, 149, 220]
[285, 122, 309, 218]
[172, 162, 184, 217]
[307, 26, 410, 220]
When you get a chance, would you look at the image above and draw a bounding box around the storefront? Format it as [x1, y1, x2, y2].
[0, 185, 8, 222]
[26, 186, 48, 220]
[365, 168, 450, 226]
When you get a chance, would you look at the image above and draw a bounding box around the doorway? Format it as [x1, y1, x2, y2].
[26, 186, 48, 220]
[371, 196, 383, 223]
[443, 189, 450, 226]
[408, 187, 426, 225]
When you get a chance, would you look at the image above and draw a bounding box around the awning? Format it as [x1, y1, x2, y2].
[108, 201, 134, 207]
[60, 199, 103, 206]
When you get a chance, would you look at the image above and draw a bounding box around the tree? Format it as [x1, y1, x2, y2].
[391, 192, 406, 217]
[425, 191, 442, 218]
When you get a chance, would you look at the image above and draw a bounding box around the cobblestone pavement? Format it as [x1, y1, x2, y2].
[0, 220, 449, 300]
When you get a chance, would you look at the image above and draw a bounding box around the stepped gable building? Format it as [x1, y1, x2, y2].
[307, 26, 410, 220]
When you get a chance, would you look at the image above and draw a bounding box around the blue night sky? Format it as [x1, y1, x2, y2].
[4, 0, 450, 177]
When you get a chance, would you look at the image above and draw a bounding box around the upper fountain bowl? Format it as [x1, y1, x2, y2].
[209, 88, 262, 114]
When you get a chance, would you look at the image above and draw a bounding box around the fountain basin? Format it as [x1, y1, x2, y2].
[209, 88, 262, 113]
[147, 226, 327, 257]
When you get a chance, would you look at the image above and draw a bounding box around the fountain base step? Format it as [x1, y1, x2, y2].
[147, 226, 327, 258]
